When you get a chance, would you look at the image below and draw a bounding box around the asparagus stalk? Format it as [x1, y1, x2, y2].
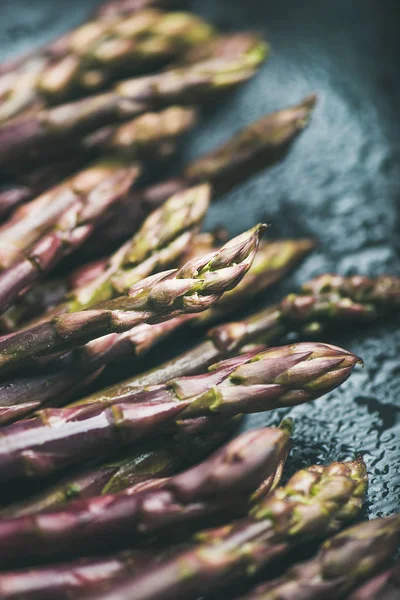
[0, 41, 267, 169]
[0, 550, 155, 600]
[1, 416, 241, 517]
[238, 516, 400, 600]
[0, 224, 264, 376]
[0, 232, 223, 334]
[347, 560, 400, 600]
[0, 341, 359, 482]
[0, 426, 292, 566]
[89, 94, 317, 254]
[0, 167, 139, 314]
[88, 458, 367, 600]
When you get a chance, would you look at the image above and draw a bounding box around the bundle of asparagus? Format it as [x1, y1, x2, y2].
[0, 6, 214, 123]
[0, 2, 396, 598]
[88, 459, 368, 600]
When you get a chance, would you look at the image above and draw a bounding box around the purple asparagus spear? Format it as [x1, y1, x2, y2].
[0, 341, 359, 483]
[0, 425, 292, 566]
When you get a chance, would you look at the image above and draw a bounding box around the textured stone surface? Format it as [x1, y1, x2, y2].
[0, 0, 399, 520]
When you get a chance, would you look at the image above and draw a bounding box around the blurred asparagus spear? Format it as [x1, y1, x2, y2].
[238, 516, 400, 600]
[0, 550, 154, 600]
[0, 39, 268, 169]
[0, 8, 214, 123]
[88, 459, 368, 600]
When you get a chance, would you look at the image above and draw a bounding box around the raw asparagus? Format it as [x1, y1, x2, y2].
[0, 551, 154, 600]
[0, 341, 359, 482]
[0, 426, 292, 565]
[0, 224, 264, 375]
[88, 458, 367, 600]
[0, 167, 138, 313]
[0, 416, 241, 518]
[0, 234, 315, 423]
[0, 42, 267, 169]
[347, 560, 400, 600]
[238, 515, 400, 600]
[68, 272, 395, 409]
[89, 94, 317, 253]
[0, 159, 139, 269]
[0, 8, 214, 123]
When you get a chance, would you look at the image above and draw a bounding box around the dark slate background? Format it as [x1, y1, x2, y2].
[0, 0, 399, 520]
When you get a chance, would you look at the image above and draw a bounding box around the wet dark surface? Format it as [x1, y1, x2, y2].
[0, 0, 399, 525]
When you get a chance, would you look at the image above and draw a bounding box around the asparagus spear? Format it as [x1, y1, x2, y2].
[89, 94, 317, 254]
[194, 238, 317, 325]
[0, 224, 264, 375]
[1, 416, 241, 517]
[238, 516, 400, 600]
[0, 341, 359, 482]
[0, 167, 139, 314]
[0, 551, 155, 600]
[0, 426, 292, 565]
[348, 560, 400, 600]
[88, 458, 367, 600]
[0, 41, 267, 169]
[0, 233, 223, 334]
